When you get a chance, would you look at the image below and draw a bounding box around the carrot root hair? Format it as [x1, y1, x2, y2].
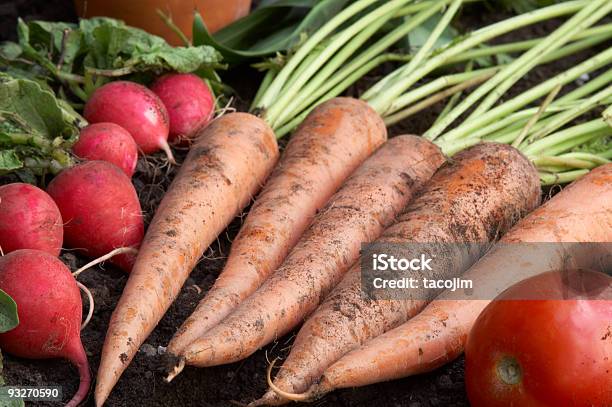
[263, 358, 318, 403]
[164, 356, 186, 383]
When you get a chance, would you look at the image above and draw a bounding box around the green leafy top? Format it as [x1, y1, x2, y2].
[77, 18, 222, 74]
[0, 73, 81, 179]
[1, 17, 223, 102]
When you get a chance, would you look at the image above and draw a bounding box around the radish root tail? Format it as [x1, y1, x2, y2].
[165, 357, 186, 383]
[160, 140, 177, 165]
[72, 247, 138, 278]
[77, 281, 94, 329]
[265, 358, 317, 402]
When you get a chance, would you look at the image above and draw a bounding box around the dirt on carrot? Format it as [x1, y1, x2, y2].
[165, 97, 387, 357]
[309, 164, 611, 398]
[94, 112, 279, 406]
[258, 142, 542, 406]
[165, 135, 444, 377]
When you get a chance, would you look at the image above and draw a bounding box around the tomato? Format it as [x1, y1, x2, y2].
[465, 269, 612, 407]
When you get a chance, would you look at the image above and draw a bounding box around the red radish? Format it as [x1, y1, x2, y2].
[0, 249, 91, 407]
[83, 81, 174, 163]
[47, 161, 144, 272]
[73, 123, 139, 177]
[151, 73, 215, 143]
[0, 183, 63, 256]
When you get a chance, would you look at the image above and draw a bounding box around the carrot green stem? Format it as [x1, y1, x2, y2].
[477, 68, 612, 142]
[466, 0, 612, 120]
[270, 0, 449, 129]
[522, 119, 610, 156]
[512, 84, 562, 148]
[603, 104, 612, 126]
[530, 155, 599, 169]
[436, 137, 482, 156]
[379, 0, 463, 100]
[433, 61, 474, 126]
[365, 0, 589, 117]
[256, 0, 388, 111]
[487, 114, 563, 144]
[384, 67, 496, 125]
[265, 0, 407, 128]
[275, 42, 329, 105]
[486, 98, 610, 147]
[557, 67, 612, 103]
[390, 67, 499, 113]
[389, 24, 612, 125]
[561, 151, 612, 164]
[527, 85, 612, 142]
[424, 0, 611, 140]
[435, 47, 612, 141]
[444, 23, 612, 65]
[539, 169, 589, 185]
[273, 53, 409, 138]
[266, 0, 425, 127]
[251, 69, 276, 111]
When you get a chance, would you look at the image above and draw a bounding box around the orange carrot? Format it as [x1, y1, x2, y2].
[285, 163, 612, 401]
[94, 112, 279, 406]
[257, 143, 542, 406]
[165, 135, 444, 378]
[165, 97, 386, 356]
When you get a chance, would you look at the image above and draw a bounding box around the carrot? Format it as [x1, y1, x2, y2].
[165, 135, 445, 378]
[95, 97, 385, 405]
[94, 112, 279, 406]
[288, 163, 612, 401]
[256, 142, 542, 406]
[165, 97, 386, 356]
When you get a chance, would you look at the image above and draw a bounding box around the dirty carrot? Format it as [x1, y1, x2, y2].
[165, 135, 444, 378]
[164, 98, 387, 358]
[94, 113, 279, 406]
[257, 142, 541, 405]
[302, 164, 611, 397]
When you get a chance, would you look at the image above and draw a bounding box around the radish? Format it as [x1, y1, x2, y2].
[151, 73, 215, 143]
[72, 123, 139, 177]
[47, 161, 144, 272]
[0, 249, 91, 407]
[83, 81, 174, 163]
[0, 183, 63, 256]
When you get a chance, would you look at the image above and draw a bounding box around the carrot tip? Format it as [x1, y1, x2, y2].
[265, 358, 316, 403]
[164, 356, 185, 383]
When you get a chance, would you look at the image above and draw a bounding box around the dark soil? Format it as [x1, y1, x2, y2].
[0, 1, 607, 406]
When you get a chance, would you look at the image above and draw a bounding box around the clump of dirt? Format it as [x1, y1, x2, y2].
[0, 1, 607, 406]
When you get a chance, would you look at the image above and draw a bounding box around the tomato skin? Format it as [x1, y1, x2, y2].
[465, 270, 612, 407]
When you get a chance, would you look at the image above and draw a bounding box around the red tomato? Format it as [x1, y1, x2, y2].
[465, 269, 612, 407]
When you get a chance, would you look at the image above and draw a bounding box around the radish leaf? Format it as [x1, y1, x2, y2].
[0, 74, 79, 176]
[0, 289, 18, 334]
